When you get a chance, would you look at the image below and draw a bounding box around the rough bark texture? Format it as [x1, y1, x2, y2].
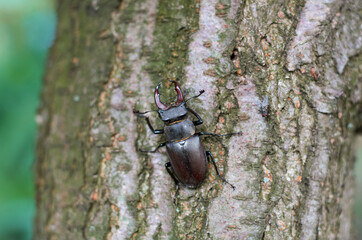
[35, 0, 362, 239]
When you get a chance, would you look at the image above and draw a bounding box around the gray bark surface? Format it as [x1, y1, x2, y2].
[35, 0, 362, 239]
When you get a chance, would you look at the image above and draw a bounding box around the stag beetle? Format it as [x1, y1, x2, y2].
[134, 81, 241, 199]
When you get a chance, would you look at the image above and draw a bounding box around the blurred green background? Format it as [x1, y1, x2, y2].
[0, 0, 361, 240]
[0, 0, 55, 239]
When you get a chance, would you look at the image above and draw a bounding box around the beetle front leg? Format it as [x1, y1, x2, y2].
[187, 108, 203, 126]
[206, 151, 235, 190]
[140, 142, 166, 153]
[134, 110, 164, 134]
[144, 117, 164, 134]
[165, 162, 180, 204]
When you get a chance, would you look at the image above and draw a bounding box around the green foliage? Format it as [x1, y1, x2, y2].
[0, 0, 55, 239]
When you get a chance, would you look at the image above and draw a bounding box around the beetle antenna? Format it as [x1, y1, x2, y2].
[185, 90, 205, 102]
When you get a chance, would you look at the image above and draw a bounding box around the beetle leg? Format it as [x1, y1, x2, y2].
[134, 110, 164, 134]
[140, 142, 166, 153]
[198, 131, 242, 137]
[206, 151, 235, 190]
[133, 109, 157, 115]
[165, 162, 180, 203]
[144, 117, 164, 134]
[187, 108, 203, 126]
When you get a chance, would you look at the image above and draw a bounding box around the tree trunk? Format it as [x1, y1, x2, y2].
[34, 0, 362, 239]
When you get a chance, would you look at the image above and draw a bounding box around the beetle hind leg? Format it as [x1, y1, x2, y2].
[165, 162, 180, 204]
[206, 151, 235, 190]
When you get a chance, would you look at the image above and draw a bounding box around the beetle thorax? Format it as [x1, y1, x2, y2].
[164, 117, 195, 142]
[158, 102, 188, 121]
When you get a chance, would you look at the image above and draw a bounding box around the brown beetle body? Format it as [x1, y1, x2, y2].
[166, 135, 207, 188]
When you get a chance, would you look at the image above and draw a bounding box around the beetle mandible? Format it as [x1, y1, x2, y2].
[134, 81, 241, 198]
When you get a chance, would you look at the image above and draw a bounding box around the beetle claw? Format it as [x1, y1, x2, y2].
[169, 80, 184, 105]
[154, 83, 168, 110]
[154, 81, 184, 109]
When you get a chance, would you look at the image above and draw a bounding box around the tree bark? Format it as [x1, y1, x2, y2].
[35, 0, 362, 239]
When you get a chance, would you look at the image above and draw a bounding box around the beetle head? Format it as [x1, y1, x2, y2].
[154, 81, 188, 122]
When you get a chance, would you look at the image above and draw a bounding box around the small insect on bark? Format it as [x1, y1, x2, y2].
[134, 81, 241, 202]
[258, 96, 269, 117]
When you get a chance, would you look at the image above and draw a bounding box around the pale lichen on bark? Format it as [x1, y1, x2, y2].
[89, 0, 177, 239]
